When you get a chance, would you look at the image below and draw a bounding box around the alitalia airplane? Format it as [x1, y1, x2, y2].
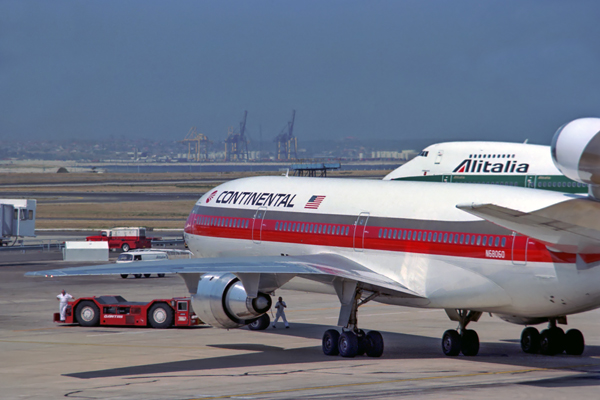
[384, 140, 587, 193]
[28, 118, 600, 360]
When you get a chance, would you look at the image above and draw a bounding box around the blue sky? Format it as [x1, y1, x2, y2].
[2, 1, 600, 145]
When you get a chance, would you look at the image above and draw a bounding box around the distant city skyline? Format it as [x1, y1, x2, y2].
[2, 1, 600, 146]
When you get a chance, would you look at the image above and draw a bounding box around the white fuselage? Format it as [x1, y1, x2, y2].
[183, 176, 600, 321]
[384, 141, 561, 179]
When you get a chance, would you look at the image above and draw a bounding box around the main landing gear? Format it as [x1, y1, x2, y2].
[442, 309, 482, 356]
[322, 282, 384, 358]
[520, 320, 585, 355]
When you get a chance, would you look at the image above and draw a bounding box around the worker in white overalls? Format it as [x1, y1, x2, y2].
[56, 289, 73, 321]
[272, 296, 289, 328]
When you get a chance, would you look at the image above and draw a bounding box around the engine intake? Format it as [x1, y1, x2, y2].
[192, 273, 272, 329]
[551, 117, 600, 199]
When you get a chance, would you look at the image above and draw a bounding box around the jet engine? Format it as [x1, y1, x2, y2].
[551, 117, 600, 199]
[192, 273, 272, 329]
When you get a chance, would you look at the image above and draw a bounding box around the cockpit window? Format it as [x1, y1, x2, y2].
[418, 151, 429, 157]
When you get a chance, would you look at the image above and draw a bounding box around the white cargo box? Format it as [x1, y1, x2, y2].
[63, 241, 109, 262]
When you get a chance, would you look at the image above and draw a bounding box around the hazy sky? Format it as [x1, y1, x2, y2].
[2, 1, 600, 145]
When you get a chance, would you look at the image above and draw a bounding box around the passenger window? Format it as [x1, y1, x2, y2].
[477, 236, 481, 245]
[292, 223, 296, 232]
[245, 220, 249, 228]
[501, 238, 506, 247]
[412, 231, 417, 240]
[310, 225, 313, 233]
[418, 232, 422, 241]
[460, 234, 464, 244]
[403, 230, 407, 240]
[345, 226, 349, 235]
[471, 236, 476, 245]
[393, 230, 397, 239]
[336, 226, 340, 235]
[384, 229, 388, 238]
[482, 236, 487, 246]
[379, 229, 382, 238]
[433, 232, 437, 242]
[275, 222, 279, 230]
[443, 233, 448, 243]
[328, 225, 332, 234]
[318, 225, 323, 234]
[494, 237, 500, 246]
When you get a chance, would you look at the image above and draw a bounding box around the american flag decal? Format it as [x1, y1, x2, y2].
[305, 195, 326, 209]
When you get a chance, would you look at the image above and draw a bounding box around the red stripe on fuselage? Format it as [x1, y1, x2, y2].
[184, 213, 568, 263]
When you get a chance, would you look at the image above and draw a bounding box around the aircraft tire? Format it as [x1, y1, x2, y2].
[143, 274, 151, 278]
[356, 330, 368, 356]
[148, 303, 174, 329]
[520, 327, 540, 354]
[134, 274, 142, 278]
[338, 331, 359, 358]
[120, 274, 128, 279]
[322, 329, 340, 356]
[442, 329, 461, 356]
[157, 273, 165, 278]
[248, 314, 270, 331]
[366, 330, 384, 357]
[76, 301, 100, 327]
[540, 327, 565, 355]
[565, 329, 585, 355]
[461, 329, 479, 356]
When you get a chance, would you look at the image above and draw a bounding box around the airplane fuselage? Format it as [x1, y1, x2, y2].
[184, 176, 600, 322]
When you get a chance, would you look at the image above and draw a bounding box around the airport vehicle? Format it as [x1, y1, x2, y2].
[383, 141, 587, 193]
[0, 199, 36, 246]
[28, 118, 600, 359]
[86, 227, 152, 252]
[54, 295, 201, 328]
[117, 249, 193, 278]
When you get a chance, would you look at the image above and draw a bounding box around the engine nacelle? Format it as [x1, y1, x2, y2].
[551, 117, 600, 198]
[192, 273, 272, 329]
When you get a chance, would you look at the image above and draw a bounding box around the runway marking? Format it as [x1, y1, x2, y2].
[189, 364, 598, 399]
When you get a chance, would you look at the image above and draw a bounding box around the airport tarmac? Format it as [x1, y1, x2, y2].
[2, 252, 600, 399]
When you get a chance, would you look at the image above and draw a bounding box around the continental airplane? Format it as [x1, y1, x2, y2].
[27, 118, 600, 359]
[384, 141, 587, 193]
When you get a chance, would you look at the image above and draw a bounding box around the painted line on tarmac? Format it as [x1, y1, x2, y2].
[189, 365, 598, 400]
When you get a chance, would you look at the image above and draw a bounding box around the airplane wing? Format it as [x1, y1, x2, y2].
[457, 198, 600, 254]
[25, 253, 423, 299]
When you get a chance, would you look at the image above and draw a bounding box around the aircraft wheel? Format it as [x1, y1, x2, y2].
[356, 330, 368, 356]
[322, 329, 340, 356]
[338, 331, 359, 358]
[134, 274, 142, 279]
[365, 330, 384, 357]
[157, 273, 165, 278]
[442, 329, 461, 356]
[540, 327, 565, 355]
[120, 274, 128, 279]
[121, 243, 130, 252]
[143, 274, 151, 278]
[520, 327, 540, 354]
[76, 301, 100, 327]
[565, 329, 585, 355]
[148, 303, 174, 329]
[461, 329, 479, 356]
[248, 314, 270, 331]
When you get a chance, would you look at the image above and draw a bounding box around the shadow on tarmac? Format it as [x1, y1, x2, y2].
[64, 322, 600, 381]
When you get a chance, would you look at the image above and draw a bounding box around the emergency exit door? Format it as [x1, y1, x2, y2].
[511, 233, 528, 265]
[252, 207, 267, 244]
[353, 212, 370, 251]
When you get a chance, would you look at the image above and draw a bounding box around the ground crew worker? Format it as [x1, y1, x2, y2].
[272, 296, 289, 328]
[56, 289, 73, 321]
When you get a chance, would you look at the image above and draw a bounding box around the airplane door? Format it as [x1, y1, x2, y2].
[525, 175, 536, 188]
[511, 233, 528, 265]
[252, 207, 267, 244]
[434, 150, 444, 164]
[353, 212, 370, 252]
